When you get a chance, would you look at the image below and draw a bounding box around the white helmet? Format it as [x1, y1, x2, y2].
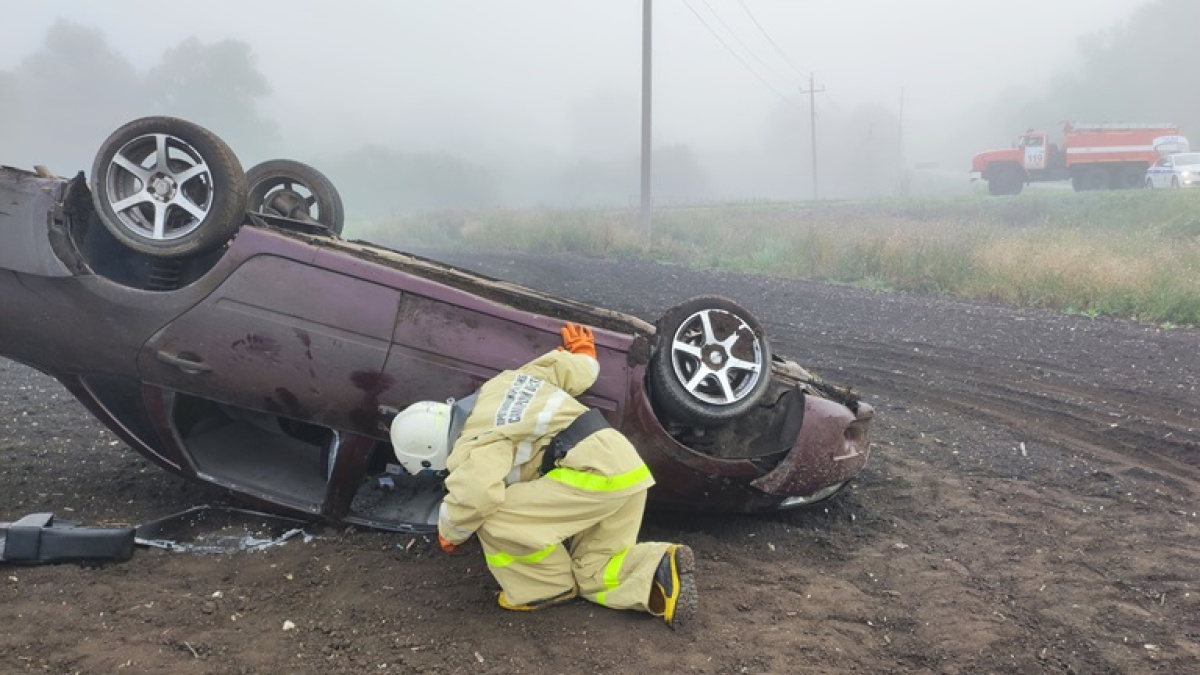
[390, 401, 453, 475]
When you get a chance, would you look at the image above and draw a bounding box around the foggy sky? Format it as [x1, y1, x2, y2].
[2, 0, 1156, 204]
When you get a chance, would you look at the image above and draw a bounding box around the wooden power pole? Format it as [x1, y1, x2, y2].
[799, 73, 824, 200]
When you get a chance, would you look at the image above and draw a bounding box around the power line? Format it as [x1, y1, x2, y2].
[680, 0, 799, 109]
[696, 0, 788, 84]
[736, 0, 808, 79]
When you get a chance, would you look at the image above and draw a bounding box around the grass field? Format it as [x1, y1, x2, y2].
[353, 189, 1200, 327]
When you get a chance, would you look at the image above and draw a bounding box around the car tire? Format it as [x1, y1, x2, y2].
[90, 117, 247, 259]
[1172, 177, 1181, 189]
[1145, 177, 1154, 189]
[246, 159, 345, 236]
[649, 296, 772, 425]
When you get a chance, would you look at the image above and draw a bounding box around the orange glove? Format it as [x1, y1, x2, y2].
[560, 323, 597, 359]
[438, 534, 460, 554]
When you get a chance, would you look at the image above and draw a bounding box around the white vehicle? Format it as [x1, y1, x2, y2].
[1145, 152, 1200, 188]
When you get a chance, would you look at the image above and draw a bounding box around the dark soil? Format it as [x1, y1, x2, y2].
[3, 249, 1199, 674]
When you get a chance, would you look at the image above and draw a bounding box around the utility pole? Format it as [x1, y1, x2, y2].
[897, 87, 909, 197]
[640, 0, 653, 235]
[799, 73, 824, 200]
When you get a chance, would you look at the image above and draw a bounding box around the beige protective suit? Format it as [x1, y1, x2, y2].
[437, 349, 672, 610]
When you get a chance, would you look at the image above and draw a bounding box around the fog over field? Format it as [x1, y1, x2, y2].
[3, 0, 1192, 212]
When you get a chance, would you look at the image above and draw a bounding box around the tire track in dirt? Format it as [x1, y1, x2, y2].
[418, 247, 1200, 497]
[805, 336, 1200, 493]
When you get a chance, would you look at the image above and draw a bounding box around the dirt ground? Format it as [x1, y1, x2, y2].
[2, 248, 1198, 675]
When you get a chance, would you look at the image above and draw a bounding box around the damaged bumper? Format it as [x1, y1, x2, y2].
[751, 396, 873, 501]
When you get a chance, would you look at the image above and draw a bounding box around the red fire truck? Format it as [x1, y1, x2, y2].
[970, 122, 1189, 195]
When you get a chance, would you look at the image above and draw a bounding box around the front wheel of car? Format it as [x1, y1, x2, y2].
[89, 117, 247, 259]
[1172, 177, 1181, 189]
[649, 296, 773, 426]
[246, 159, 345, 235]
[1145, 177, 1154, 189]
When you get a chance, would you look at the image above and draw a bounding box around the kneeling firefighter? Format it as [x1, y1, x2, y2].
[390, 322, 698, 628]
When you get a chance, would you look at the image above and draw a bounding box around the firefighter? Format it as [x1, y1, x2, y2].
[389, 322, 697, 628]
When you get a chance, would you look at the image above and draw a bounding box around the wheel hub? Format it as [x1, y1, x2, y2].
[148, 174, 177, 202]
[266, 190, 310, 220]
[702, 345, 727, 369]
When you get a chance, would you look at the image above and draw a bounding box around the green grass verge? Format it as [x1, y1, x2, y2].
[349, 189, 1200, 327]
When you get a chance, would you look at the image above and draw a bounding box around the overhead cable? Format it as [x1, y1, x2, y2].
[697, 0, 788, 83]
[736, 0, 809, 79]
[680, 0, 801, 109]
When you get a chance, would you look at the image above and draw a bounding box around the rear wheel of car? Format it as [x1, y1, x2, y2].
[246, 159, 345, 235]
[649, 296, 772, 425]
[89, 117, 247, 259]
[1172, 177, 1181, 189]
[1145, 177, 1154, 189]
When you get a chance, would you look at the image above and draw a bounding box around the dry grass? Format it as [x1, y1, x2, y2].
[354, 190, 1200, 326]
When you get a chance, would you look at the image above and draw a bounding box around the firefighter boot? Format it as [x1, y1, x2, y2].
[497, 586, 579, 612]
[649, 544, 697, 629]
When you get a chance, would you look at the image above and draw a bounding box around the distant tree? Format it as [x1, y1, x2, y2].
[753, 98, 903, 200]
[822, 102, 903, 199]
[551, 157, 634, 208]
[319, 145, 500, 215]
[144, 37, 279, 161]
[12, 20, 143, 173]
[1001, 0, 1200, 138]
[654, 144, 714, 204]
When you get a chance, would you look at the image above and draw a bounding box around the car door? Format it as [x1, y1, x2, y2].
[380, 286, 627, 419]
[1149, 157, 1171, 187]
[1022, 137, 1046, 171]
[137, 253, 400, 435]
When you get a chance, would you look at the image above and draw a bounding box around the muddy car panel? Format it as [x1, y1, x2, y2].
[0, 163, 873, 531]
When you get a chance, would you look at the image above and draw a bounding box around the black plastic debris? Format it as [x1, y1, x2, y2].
[134, 505, 313, 554]
[0, 513, 135, 565]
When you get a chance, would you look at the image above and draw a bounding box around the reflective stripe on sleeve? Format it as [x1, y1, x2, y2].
[594, 548, 629, 607]
[535, 389, 569, 435]
[485, 542, 558, 568]
[505, 388, 568, 484]
[544, 464, 653, 492]
[506, 440, 533, 485]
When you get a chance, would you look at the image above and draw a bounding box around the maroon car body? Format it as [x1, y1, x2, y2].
[0, 162, 872, 533]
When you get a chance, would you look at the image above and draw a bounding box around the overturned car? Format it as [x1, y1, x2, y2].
[0, 117, 873, 533]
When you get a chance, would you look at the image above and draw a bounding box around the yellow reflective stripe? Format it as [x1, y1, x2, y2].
[595, 548, 629, 607]
[486, 542, 557, 568]
[544, 464, 652, 492]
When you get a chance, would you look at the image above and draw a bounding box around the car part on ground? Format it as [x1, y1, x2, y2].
[245, 159, 345, 235]
[89, 116, 248, 259]
[133, 506, 312, 554]
[649, 295, 772, 425]
[0, 513, 135, 564]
